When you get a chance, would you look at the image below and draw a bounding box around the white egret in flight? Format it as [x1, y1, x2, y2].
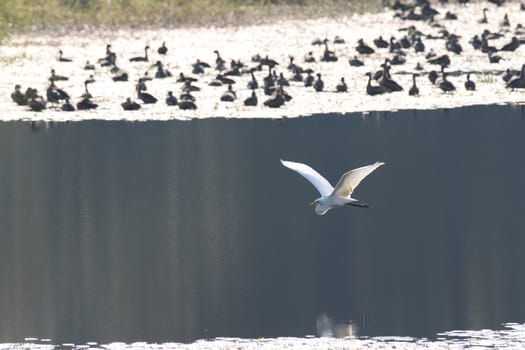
[281, 159, 385, 215]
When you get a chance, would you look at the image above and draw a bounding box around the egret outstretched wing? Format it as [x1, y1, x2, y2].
[332, 162, 385, 198]
[280, 159, 334, 196]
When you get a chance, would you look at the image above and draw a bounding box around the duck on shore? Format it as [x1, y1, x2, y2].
[409, 74, 419, 96]
[129, 46, 150, 62]
[122, 97, 141, 110]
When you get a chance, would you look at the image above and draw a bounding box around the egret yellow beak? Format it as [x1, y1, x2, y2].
[309, 200, 317, 207]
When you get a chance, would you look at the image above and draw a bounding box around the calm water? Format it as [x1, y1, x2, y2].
[1, 105, 525, 344]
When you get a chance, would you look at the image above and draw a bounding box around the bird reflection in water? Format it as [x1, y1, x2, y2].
[316, 314, 358, 338]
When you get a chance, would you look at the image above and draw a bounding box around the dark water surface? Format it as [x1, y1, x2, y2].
[1, 105, 525, 344]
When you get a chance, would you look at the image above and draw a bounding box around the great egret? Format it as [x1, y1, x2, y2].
[281, 159, 385, 215]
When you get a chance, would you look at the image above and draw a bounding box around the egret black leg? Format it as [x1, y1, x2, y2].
[348, 203, 371, 208]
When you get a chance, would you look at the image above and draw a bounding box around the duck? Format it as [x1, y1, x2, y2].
[313, 73, 324, 91]
[478, 8, 488, 24]
[192, 59, 210, 74]
[244, 90, 258, 106]
[488, 52, 502, 63]
[469, 35, 482, 50]
[438, 72, 456, 93]
[500, 36, 520, 51]
[177, 72, 198, 83]
[100, 51, 116, 67]
[516, 24, 525, 35]
[422, 3, 439, 18]
[399, 36, 411, 49]
[445, 11, 457, 20]
[389, 37, 401, 52]
[136, 79, 157, 104]
[356, 39, 375, 54]
[334, 35, 345, 44]
[464, 73, 476, 90]
[157, 41, 167, 55]
[129, 46, 150, 62]
[263, 88, 286, 108]
[488, 0, 505, 5]
[141, 71, 153, 81]
[287, 56, 298, 71]
[501, 13, 510, 27]
[336, 77, 347, 92]
[183, 81, 201, 93]
[215, 74, 235, 85]
[84, 60, 95, 70]
[58, 49, 72, 62]
[263, 68, 275, 92]
[112, 70, 129, 82]
[278, 83, 293, 102]
[179, 91, 196, 102]
[503, 68, 519, 82]
[311, 38, 324, 46]
[77, 97, 98, 110]
[277, 72, 289, 87]
[304, 51, 316, 63]
[121, 97, 141, 110]
[373, 36, 389, 48]
[82, 76, 95, 99]
[321, 39, 338, 62]
[260, 55, 279, 68]
[291, 67, 303, 81]
[178, 99, 197, 110]
[192, 62, 205, 75]
[11, 85, 28, 105]
[414, 37, 425, 52]
[61, 98, 75, 111]
[223, 62, 241, 76]
[481, 36, 497, 53]
[166, 91, 178, 106]
[379, 64, 403, 92]
[390, 54, 406, 65]
[50, 68, 68, 81]
[110, 60, 121, 73]
[29, 96, 46, 112]
[46, 81, 69, 103]
[214, 50, 226, 71]
[208, 77, 223, 86]
[425, 48, 437, 59]
[446, 37, 463, 54]
[408, 74, 419, 96]
[245, 69, 258, 89]
[220, 84, 237, 101]
[154, 61, 172, 78]
[349, 56, 364, 67]
[304, 71, 314, 87]
[25, 87, 38, 100]
[366, 72, 389, 95]
[427, 54, 450, 67]
[402, 9, 426, 21]
[428, 70, 439, 84]
[98, 44, 114, 64]
[506, 64, 525, 89]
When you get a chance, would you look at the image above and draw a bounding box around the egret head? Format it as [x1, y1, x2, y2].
[309, 199, 319, 207]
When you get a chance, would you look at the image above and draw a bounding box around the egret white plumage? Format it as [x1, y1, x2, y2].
[281, 160, 385, 215]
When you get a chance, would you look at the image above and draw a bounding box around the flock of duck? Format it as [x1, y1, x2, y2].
[9, 0, 525, 114]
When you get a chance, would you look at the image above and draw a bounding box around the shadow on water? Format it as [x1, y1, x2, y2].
[0, 105, 525, 344]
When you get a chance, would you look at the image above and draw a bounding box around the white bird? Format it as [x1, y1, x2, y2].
[281, 159, 385, 215]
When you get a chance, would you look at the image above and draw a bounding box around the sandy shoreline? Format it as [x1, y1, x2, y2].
[1, 2, 525, 122]
[2, 323, 525, 349]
